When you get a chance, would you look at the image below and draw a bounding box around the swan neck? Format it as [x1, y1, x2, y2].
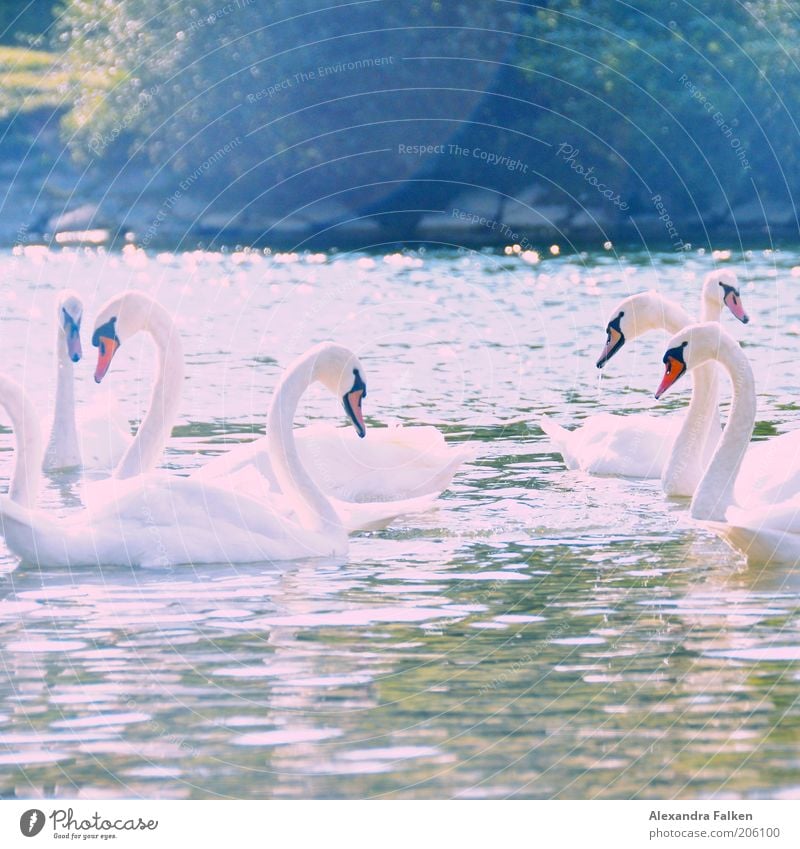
[661, 360, 720, 496]
[114, 305, 184, 480]
[266, 355, 342, 535]
[659, 298, 691, 336]
[690, 339, 755, 520]
[700, 296, 722, 323]
[45, 332, 81, 469]
[631, 295, 689, 341]
[0, 378, 43, 508]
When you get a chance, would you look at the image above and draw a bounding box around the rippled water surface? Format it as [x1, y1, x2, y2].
[0, 245, 799, 799]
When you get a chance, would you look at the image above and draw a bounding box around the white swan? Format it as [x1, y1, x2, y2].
[654, 323, 800, 565]
[41, 290, 130, 473]
[541, 270, 749, 492]
[91, 290, 474, 501]
[0, 343, 429, 566]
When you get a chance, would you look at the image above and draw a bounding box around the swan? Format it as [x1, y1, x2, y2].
[0, 343, 430, 566]
[91, 290, 184, 480]
[654, 322, 800, 565]
[91, 290, 474, 501]
[41, 290, 130, 473]
[541, 269, 749, 492]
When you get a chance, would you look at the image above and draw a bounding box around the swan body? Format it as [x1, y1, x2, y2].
[195, 420, 475, 502]
[42, 291, 130, 473]
[0, 343, 383, 567]
[542, 270, 749, 495]
[541, 412, 676, 478]
[655, 323, 800, 565]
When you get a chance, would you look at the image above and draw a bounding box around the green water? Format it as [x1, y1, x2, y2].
[0, 245, 798, 799]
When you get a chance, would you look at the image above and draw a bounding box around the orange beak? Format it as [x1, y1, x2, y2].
[655, 356, 686, 399]
[94, 336, 120, 383]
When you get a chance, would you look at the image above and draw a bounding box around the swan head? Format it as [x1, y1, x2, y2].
[655, 322, 726, 399]
[57, 290, 83, 363]
[596, 291, 671, 368]
[310, 343, 368, 438]
[91, 290, 154, 383]
[703, 269, 749, 324]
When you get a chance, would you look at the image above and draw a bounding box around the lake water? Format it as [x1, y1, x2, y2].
[0, 244, 798, 799]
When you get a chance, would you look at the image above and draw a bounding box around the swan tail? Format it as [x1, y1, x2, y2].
[539, 415, 577, 468]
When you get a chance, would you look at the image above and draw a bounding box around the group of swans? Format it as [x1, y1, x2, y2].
[541, 270, 748, 494]
[4, 268, 798, 569]
[544, 269, 800, 566]
[0, 290, 474, 567]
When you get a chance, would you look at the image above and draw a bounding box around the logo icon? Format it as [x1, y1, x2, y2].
[20, 809, 45, 837]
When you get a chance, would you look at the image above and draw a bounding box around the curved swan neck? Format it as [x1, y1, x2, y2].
[113, 302, 184, 480]
[44, 329, 81, 470]
[0, 376, 43, 508]
[625, 293, 690, 342]
[661, 286, 724, 496]
[700, 296, 722, 323]
[655, 296, 692, 336]
[690, 337, 755, 521]
[266, 352, 342, 535]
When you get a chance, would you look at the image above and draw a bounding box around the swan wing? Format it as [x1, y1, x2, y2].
[193, 423, 474, 502]
[736, 429, 800, 506]
[542, 412, 677, 478]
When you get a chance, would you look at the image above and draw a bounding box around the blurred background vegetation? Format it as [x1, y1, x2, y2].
[1, 0, 799, 246]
